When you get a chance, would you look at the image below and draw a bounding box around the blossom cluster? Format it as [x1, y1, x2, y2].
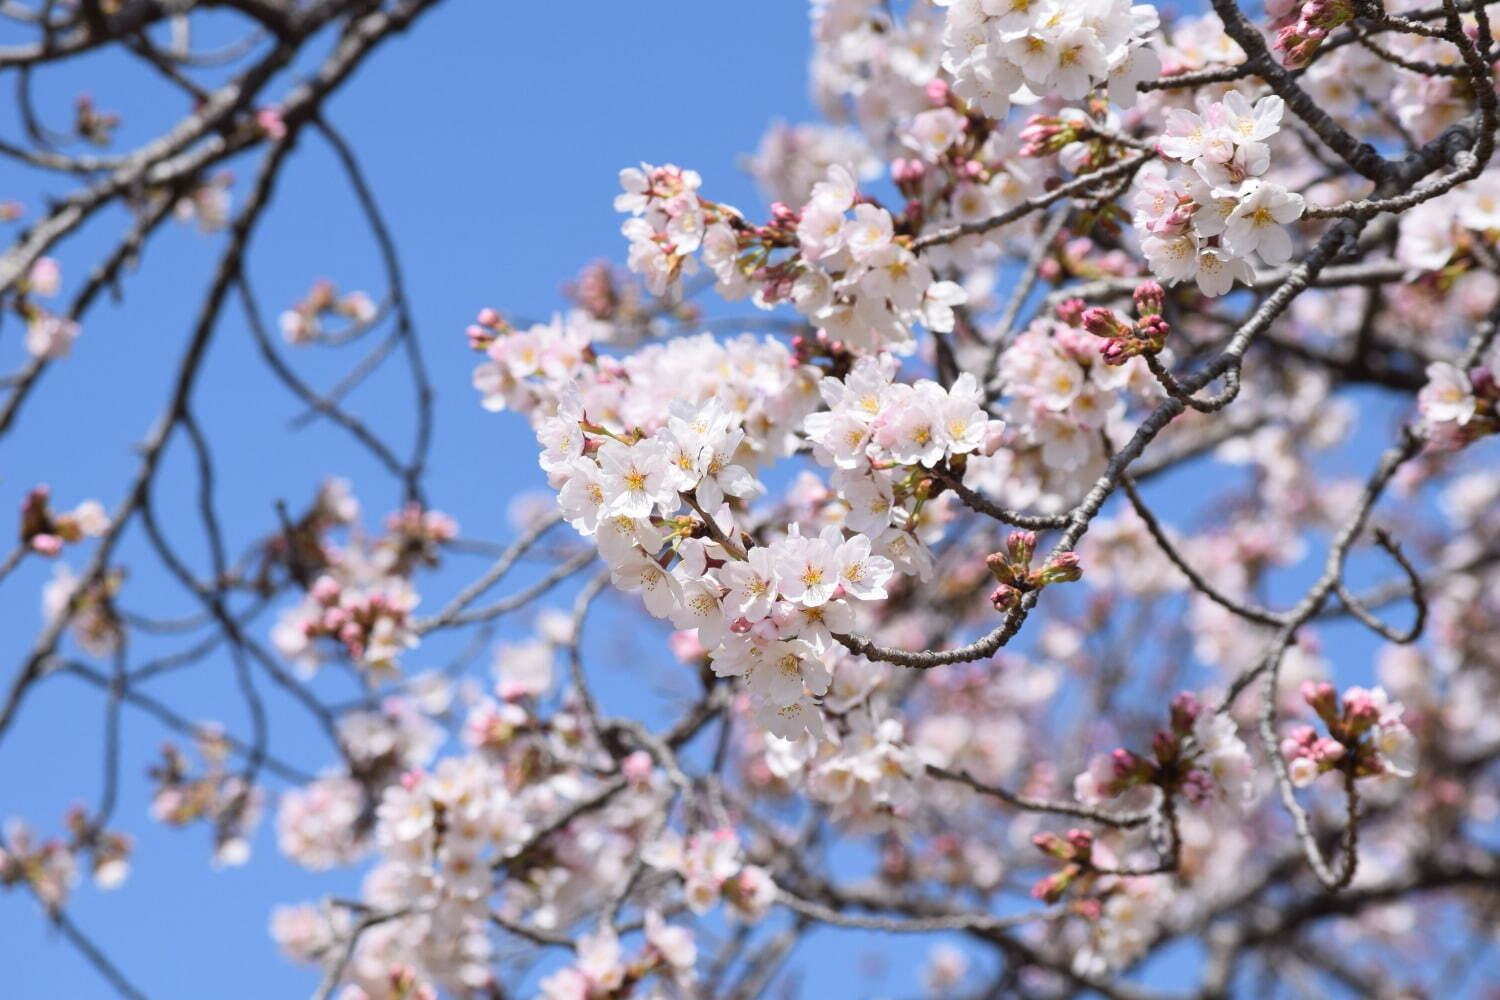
[618, 162, 967, 355]
[971, 311, 1163, 508]
[41, 563, 125, 657]
[933, 0, 1162, 118]
[273, 571, 419, 677]
[1267, 0, 1352, 68]
[763, 707, 927, 823]
[1074, 691, 1255, 807]
[1281, 682, 1416, 786]
[537, 915, 697, 1000]
[270, 498, 456, 677]
[277, 698, 444, 872]
[279, 279, 379, 345]
[18, 484, 108, 556]
[148, 729, 265, 868]
[1396, 171, 1500, 269]
[641, 827, 776, 921]
[1136, 93, 1306, 296]
[0, 808, 132, 910]
[12, 257, 81, 360]
[1076, 280, 1170, 366]
[544, 389, 901, 736]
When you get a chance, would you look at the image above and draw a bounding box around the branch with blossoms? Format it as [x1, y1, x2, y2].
[5, 0, 1500, 998]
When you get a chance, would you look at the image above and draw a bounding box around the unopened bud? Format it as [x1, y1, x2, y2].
[1006, 530, 1037, 567]
[1133, 280, 1166, 317]
[1301, 680, 1338, 722]
[1056, 298, 1087, 326]
[1038, 551, 1082, 585]
[989, 583, 1021, 612]
[1082, 306, 1130, 340]
[1169, 691, 1202, 734]
[985, 551, 1018, 586]
[1031, 831, 1067, 858]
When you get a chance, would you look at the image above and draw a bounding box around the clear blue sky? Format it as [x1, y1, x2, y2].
[0, 2, 1455, 998]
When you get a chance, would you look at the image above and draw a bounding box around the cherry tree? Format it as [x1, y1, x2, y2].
[1, 0, 1499, 997]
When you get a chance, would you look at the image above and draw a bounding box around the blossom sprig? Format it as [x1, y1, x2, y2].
[1019, 102, 1145, 177]
[1071, 280, 1170, 366]
[168, 170, 234, 233]
[766, 706, 926, 823]
[534, 373, 930, 737]
[74, 93, 120, 146]
[278, 698, 444, 873]
[18, 484, 108, 556]
[1268, 0, 1353, 69]
[10, 257, 81, 360]
[537, 914, 697, 1000]
[642, 827, 777, 922]
[1030, 827, 1100, 903]
[0, 808, 133, 910]
[615, 162, 719, 296]
[269, 492, 457, 677]
[254, 477, 359, 590]
[379, 503, 459, 575]
[1074, 692, 1254, 806]
[42, 563, 124, 657]
[1281, 682, 1416, 787]
[984, 530, 1083, 611]
[149, 730, 264, 868]
[274, 572, 418, 678]
[278, 278, 379, 346]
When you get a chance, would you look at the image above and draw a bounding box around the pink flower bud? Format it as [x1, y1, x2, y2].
[989, 583, 1020, 611]
[892, 158, 927, 187]
[1006, 530, 1037, 566]
[1301, 681, 1338, 721]
[1082, 306, 1130, 340]
[1170, 691, 1202, 732]
[1111, 748, 1143, 781]
[1038, 552, 1082, 585]
[1133, 280, 1166, 316]
[1344, 690, 1378, 729]
[1056, 298, 1087, 326]
[985, 551, 1018, 586]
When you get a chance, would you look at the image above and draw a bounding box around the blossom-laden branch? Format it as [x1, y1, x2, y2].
[4, 0, 1500, 998]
